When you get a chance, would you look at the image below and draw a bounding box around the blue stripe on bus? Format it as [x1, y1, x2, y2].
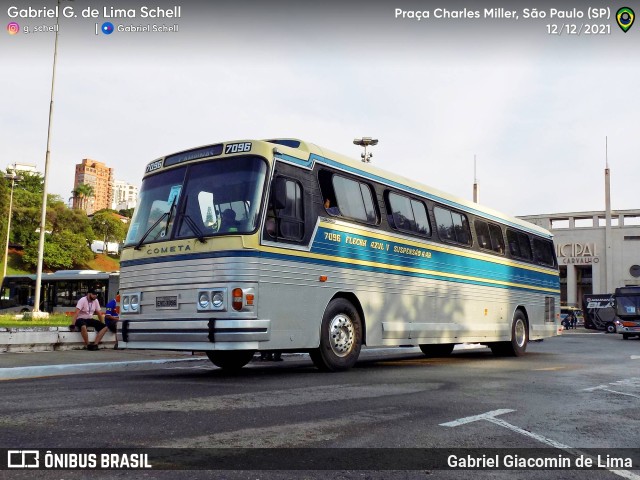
[259, 250, 558, 295]
[274, 151, 548, 238]
[311, 227, 557, 291]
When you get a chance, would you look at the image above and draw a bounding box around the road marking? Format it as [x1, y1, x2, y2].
[439, 409, 515, 427]
[440, 409, 570, 449]
[440, 409, 640, 479]
[631, 356, 640, 360]
[533, 366, 567, 371]
[583, 377, 640, 398]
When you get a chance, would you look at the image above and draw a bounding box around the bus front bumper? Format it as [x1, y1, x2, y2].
[118, 318, 270, 350]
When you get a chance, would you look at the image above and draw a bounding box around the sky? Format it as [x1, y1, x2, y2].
[1, 0, 639, 217]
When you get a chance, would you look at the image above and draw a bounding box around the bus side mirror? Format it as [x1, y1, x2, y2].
[272, 177, 287, 210]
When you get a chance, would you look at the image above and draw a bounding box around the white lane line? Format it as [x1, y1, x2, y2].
[582, 386, 640, 399]
[439, 409, 515, 427]
[440, 409, 640, 480]
[583, 378, 640, 398]
[631, 356, 640, 360]
[484, 416, 571, 450]
[0, 357, 205, 380]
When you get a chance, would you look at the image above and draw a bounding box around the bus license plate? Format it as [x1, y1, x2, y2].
[156, 296, 178, 309]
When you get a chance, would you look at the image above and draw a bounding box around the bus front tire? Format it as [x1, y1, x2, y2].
[605, 323, 616, 334]
[206, 350, 255, 371]
[310, 298, 362, 372]
[419, 343, 455, 357]
[490, 311, 528, 357]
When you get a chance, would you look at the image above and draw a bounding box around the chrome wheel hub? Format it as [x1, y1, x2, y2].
[514, 318, 526, 347]
[329, 314, 355, 357]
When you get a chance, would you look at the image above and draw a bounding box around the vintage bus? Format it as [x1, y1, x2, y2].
[0, 270, 119, 315]
[119, 139, 560, 371]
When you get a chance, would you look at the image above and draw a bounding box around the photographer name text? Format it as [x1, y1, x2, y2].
[7, 5, 182, 19]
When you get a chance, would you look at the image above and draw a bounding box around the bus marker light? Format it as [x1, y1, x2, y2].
[232, 288, 243, 311]
[319, 275, 328, 282]
[246, 294, 254, 306]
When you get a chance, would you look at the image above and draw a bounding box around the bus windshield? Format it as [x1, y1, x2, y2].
[125, 156, 268, 247]
[614, 287, 640, 319]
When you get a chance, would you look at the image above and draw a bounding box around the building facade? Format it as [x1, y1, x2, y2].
[7, 163, 38, 174]
[111, 180, 138, 211]
[73, 159, 114, 214]
[519, 210, 640, 307]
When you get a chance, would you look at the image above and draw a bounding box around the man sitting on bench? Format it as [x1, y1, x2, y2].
[72, 288, 107, 351]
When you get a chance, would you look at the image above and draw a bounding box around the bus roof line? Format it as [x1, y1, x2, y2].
[272, 144, 551, 239]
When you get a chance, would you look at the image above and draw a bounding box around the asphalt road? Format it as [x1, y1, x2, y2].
[1, 330, 639, 480]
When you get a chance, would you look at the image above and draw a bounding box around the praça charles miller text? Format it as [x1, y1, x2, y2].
[394, 7, 606, 21]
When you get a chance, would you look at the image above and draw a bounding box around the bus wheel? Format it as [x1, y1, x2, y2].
[310, 298, 362, 372]
[419, 343, 455, 357]
[206, 350, 255, 371]
[490, 311, 528, 357]
[605, 323, 616, 334]
[622, 334, 630, 340]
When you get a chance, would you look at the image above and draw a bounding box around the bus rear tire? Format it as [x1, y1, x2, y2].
[206, 350, 255, 371]
[419, 343, 455, 357]
[605, 323, 616, 334]
[490, 311, 528, 357]
[310, 298, 362, 372]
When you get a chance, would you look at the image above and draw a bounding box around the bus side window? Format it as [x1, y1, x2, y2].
[318, 169, 378, 224]
[434, 206, 472, 246]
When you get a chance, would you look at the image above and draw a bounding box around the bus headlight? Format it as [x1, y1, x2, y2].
[121, 292, 141, 314]
[197, 288, 226, 311]
[198, 292, 210, 309]
[130, 294, 140, 312]
[212, 292, 224, 309]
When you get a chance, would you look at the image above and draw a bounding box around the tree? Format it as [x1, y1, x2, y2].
[118, 208, 135, 218]
[71, 183, 95, 212]
[7, 172, 96, 271]
[6, 171, 45, 248]
[91, 210, 128, 247]
[23, 230, 94, 270]
[0, 176, 10, 270]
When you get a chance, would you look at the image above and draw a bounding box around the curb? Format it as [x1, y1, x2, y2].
[0, 327, 115, 353]
[0, 357, 205, 381]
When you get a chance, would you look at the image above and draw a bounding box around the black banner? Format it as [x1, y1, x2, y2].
[1, 448, 639, 471]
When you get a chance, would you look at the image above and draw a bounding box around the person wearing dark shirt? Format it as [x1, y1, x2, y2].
[104, 291, 120, 349]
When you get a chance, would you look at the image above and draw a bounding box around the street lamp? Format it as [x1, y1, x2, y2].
[33, 0, 63, 316]
[3, 169, 23, 279]
[353, 137, 378, 163]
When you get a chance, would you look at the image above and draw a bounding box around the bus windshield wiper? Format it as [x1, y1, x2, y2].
[181, 214, 207, 243]
[134, 196, 177, 250]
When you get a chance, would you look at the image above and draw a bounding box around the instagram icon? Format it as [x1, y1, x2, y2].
[7, 22, 20, 35]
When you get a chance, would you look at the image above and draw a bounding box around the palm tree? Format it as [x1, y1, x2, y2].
[71, 183, 95, 212]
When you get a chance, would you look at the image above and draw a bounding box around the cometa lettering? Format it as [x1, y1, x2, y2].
[147, 245, 192, 255]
